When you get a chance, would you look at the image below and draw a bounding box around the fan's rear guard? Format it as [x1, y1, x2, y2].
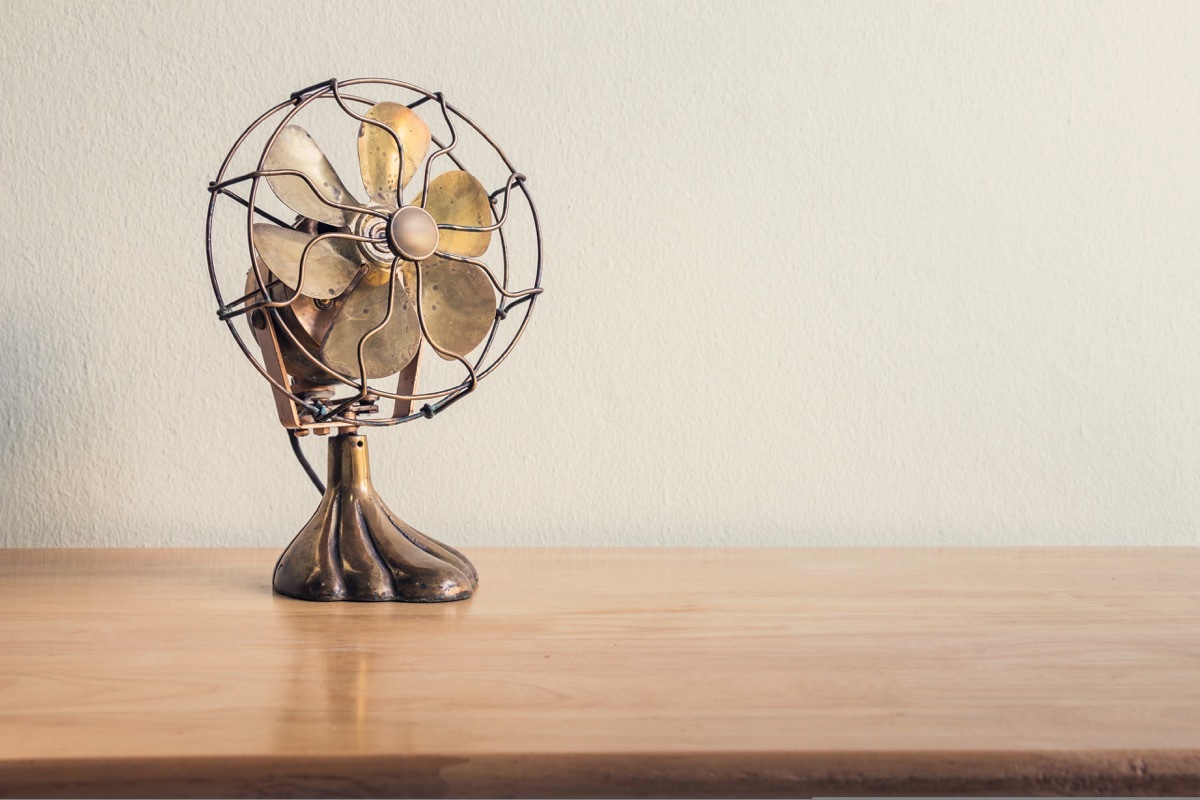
[273, 433, 478, 602]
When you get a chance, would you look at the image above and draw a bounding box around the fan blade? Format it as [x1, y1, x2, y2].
[321, 269, 421, 379]
[416, 257, 497, 360]
[252, 224, 363, 299]
[415, 171, 492, 257]
[263, 125, 360, 226]
[358, 102, 431, 206]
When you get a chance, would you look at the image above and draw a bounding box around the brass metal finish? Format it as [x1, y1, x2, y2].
[205, 78, 546, 602]
[386, 205, 439, 261]
[274, 433, 478, 602]
[416, 170, 493, 257]
[263, 125, 360, 226]
[358, 101, 431, 205]
[251, 224, 362, 299]
[207, 78, 544, 427]
[241, 269, 353, 434]
[418, 256, 496, 358]
[320, 269, 421, 379]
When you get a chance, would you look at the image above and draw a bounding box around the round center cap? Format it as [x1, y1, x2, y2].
[387, 206, 439, 261]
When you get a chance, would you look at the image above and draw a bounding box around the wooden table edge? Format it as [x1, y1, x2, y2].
[3, 749, 1198, 798]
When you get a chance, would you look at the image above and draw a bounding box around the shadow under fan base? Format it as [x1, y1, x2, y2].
[272, 433, 478, 602]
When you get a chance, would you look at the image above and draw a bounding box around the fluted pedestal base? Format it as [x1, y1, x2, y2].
[273, 433, 478, 602]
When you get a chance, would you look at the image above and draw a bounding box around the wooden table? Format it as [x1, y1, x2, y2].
[0, 548, 1197, 797]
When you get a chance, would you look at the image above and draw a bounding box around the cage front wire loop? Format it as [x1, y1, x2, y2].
[205, 77, 543, 426]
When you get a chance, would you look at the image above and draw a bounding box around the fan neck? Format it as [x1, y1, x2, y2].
[326, 433, 372, 495]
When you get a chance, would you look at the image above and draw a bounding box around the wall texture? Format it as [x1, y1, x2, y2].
[2, 0, 1199, 548]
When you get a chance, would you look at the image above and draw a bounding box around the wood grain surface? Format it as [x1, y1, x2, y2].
[0, 547, 1197, 797]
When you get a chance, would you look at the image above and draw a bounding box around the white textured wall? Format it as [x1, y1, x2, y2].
[2, 0, 1199, 548]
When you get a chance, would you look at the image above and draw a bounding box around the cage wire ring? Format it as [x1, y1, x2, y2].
[205, 77, 543, 426]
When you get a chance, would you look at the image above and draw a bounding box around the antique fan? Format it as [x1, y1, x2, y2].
[205, 78, 542, 602]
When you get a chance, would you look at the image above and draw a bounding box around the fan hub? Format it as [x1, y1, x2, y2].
[386, 206, 439, 262]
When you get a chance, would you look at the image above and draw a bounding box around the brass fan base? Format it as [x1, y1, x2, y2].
[273, 433, 478, 602]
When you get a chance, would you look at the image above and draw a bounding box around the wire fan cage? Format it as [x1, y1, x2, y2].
[205, 77, 543, 428]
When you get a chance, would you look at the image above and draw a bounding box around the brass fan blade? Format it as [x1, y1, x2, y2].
[263, 125, 359, 226]
[358, 102, 431, 206]
[417, 257, 497, 360]
[321, 269, 421, 380]
[415, 171, 492, 257]
[252, 224, 362, 299]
